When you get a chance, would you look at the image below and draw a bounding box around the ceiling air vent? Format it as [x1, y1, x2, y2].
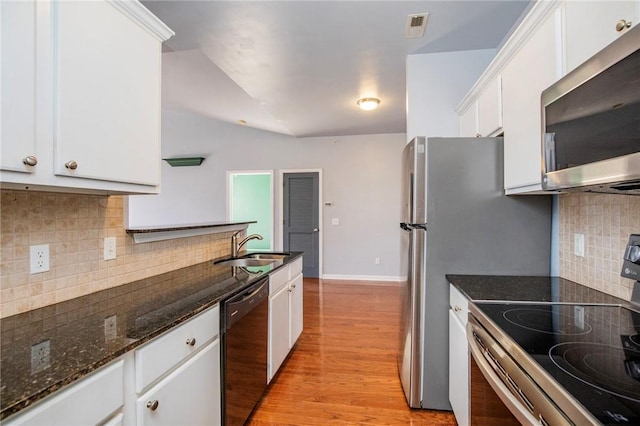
[405, 13, 429, 38]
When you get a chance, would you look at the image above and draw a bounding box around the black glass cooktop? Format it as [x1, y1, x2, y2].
[475, 303, 640, 425]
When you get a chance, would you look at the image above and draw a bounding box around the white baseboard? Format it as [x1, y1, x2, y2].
[320, 274, 404, 284]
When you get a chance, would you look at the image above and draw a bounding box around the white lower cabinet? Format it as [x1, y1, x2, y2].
[268, 258, 304, 383]
[4, 360, 124, 426]
[136, 340, 221, 426]
[449, 285, 470, 426]
[269, 284, 291, 382]
[290, 273, 304, 346]
[6, 303, 222, 425]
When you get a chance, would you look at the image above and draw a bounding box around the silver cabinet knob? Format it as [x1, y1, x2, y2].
[475, 133, 481, 138]
[65, 160, 78, 170]
[22, 155, 38, 166]
[147, 400, 159, 411]
[454, 305, 462, 312]
[186, 338, 196, 346]
[313, 228, 319, 232]
[616, 19, 632, 32]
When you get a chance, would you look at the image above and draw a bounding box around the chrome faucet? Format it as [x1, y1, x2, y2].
[231, 230, 263, 257]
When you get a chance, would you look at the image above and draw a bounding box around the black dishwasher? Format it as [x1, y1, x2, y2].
[221, 276, 269, 425]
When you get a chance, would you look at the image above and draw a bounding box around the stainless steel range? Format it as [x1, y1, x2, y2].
[468, 235, 640, 425]
[469, 303, 640, 425]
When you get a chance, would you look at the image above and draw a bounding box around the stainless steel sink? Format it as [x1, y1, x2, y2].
[215, 258, 275, 267]
[243, 253, 289, 260]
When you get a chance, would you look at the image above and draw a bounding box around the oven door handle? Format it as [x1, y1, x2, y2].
[467, 326, 540, 426]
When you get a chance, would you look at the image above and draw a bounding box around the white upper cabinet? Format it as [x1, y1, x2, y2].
[0, 1, 37, 174]
[459, 103, 478, 137]
[457, 77, 502, 138]
[0, 0, 173, 194]
[502, 6, 562, 194]
[476, 76, 502, 138]
[563, 0, 640, 74]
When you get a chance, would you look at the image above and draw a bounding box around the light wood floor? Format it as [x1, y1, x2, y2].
[248, 278, 457, 425]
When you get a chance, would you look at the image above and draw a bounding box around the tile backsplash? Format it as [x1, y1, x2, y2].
[559, 192, 640, 300]
[0, 190, 234, 318]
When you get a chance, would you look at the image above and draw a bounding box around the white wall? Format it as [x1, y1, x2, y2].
[406, 49, 496, 141]
[128, 110, 406, 280]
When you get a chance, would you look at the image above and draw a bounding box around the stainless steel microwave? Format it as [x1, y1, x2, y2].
[541, 24, 640, 195]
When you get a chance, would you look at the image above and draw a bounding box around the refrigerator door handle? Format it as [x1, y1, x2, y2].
[400, 222, 427, 231]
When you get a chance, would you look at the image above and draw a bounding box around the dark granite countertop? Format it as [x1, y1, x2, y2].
[446, 274, 627, 305]
[0, 252, 302, 420]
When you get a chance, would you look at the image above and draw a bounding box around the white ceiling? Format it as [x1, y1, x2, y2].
[142, 1, 531, 138]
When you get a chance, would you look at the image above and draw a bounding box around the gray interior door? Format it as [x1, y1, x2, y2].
[283, 172, 319, 277]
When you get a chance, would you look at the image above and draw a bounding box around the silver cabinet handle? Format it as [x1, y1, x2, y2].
[616, 19, 632, 31]
[186, 338, 196, 346]
[454, 305, 462, 312]
[22, 155, 37, 166]
[65, 160, 78, 170]
[147, 400, 159, 411]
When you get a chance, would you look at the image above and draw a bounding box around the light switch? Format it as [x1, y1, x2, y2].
[331, 218, 340, 225]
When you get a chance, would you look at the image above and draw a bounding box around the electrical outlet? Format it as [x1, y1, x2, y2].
[104, 237, 116, 260]
[31, 340, 51, 374]
[375, 257, 381, 265]
[104, 315, 117, 341]
[574, 306, 585, 330]
[30, 244, 50, 274]
[574, 233, 585, 257]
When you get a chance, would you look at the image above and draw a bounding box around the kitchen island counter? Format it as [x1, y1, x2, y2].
[0, 252, 302, 420]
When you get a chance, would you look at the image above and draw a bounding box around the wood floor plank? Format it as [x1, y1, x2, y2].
[247, 278, 457, 425]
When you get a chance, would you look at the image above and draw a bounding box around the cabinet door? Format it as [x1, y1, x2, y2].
[5, 360, 124, 426]
[268, 284, 290, 382]
[502, 9, 561, 193]
[459, 102, 478, 137]
[53, 1, 161, 186]
[137, 340, 221, 426]
[449, 310, 469, 426]
[476, 76, 502, 137]
[0, 0, 37, 173]
[564, 1, 639, 74]
[289, 273, 303, 348]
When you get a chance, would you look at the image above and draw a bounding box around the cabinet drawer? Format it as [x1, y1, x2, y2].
[449, 285, 469, 326]
[269, 266, 289, 295]
[5, 360, 124, 425]
[289, 257, 303, 278]
[135, 305, 219, 393]
[137, 340, 221, 426]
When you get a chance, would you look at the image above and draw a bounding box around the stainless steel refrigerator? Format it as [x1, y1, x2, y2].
[398, 136, 551, 409]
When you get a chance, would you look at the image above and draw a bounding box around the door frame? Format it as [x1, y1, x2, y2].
[227, 170, 275, 250]
[278, 169, 323, 277]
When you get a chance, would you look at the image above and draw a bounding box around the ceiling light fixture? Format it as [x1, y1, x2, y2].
[357, 97, 380, 111]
